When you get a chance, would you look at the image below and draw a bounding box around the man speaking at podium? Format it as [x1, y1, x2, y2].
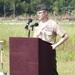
[33, 4, 69, 75]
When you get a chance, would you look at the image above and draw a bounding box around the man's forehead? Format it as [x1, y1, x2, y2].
[37, 10, 46, 14]
[37, 10, 45, 12]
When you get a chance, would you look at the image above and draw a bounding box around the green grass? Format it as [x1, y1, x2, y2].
[57, 61, 75, 75]
[0, 19, 75, 75]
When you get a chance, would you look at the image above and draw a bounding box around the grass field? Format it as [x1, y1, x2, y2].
[0, 19, 75, 75]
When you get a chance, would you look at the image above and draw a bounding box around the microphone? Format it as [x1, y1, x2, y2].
[30, 23, 39, 31]
[30, 23, 39, 27]
[25, 18, 33, 30]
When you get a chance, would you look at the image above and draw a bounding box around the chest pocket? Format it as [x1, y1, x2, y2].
[44, 29, 52, 35]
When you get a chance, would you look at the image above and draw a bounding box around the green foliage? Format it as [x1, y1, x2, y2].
[0, 0, 75, 16]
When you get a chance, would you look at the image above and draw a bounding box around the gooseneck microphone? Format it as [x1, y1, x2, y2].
[25, 18, 33, 30]
[30, 23, 39, 31]
[30, 23, 39, 27]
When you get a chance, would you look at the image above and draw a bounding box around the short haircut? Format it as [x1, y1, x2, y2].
[36, 4, 48, 11]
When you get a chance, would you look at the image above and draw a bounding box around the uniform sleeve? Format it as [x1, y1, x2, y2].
[53, 22, 66, 37]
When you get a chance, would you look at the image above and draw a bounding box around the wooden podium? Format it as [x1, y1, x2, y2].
[9, 37, 53, 75]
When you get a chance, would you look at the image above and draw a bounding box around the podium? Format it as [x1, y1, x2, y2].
[9, 37, 54, 75]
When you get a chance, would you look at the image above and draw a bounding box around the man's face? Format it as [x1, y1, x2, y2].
[37, 10, 48, 20]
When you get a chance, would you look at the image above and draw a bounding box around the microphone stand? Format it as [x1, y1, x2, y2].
[28, 29, 30, 37]
[25, 26, 31, 37]
[25, 22, 38, 37]
[28, 26, 35, 37]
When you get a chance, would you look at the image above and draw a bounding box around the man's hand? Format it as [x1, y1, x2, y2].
[51, 44, 57, 49]
[51, 34, 69, 50]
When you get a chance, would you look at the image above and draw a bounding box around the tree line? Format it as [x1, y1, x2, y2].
[0, 0, 75, 17]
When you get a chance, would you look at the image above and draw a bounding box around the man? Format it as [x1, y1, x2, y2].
[33, 4, 69, 75]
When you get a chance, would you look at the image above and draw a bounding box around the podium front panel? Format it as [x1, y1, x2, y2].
[9, 37, 53, 75]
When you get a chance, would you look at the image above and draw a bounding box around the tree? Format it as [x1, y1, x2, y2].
[0, 0, 9, 16]
[0, 0, 75, 16]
